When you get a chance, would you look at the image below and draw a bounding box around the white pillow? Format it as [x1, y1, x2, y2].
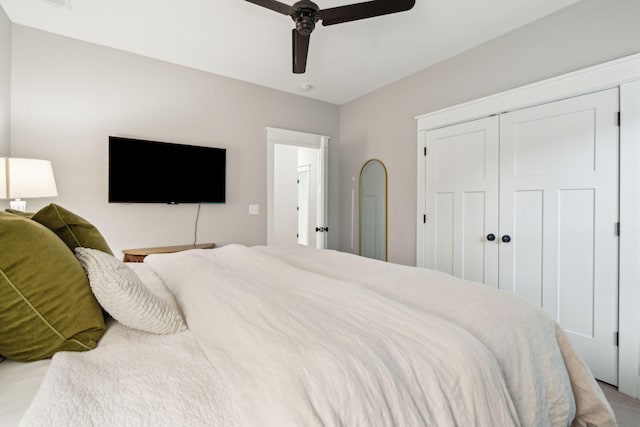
[75, 247, 186, 335]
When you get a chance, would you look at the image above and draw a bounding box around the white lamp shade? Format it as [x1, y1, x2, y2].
[0, 158, 6, 199]
[0, 157, 58, 199]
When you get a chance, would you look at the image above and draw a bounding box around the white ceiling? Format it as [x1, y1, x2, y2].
[0, 0, 581, 105]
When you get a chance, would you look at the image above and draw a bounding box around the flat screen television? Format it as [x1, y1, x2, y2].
[108, 136, 226, 204]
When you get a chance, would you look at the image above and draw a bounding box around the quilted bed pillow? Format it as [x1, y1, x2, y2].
[32, 203, 114, 255]
[0, 212, 105, 361]
[75, 247, 186, 335]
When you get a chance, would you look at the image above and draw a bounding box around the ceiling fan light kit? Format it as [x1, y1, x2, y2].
[246, 0, 416, 74]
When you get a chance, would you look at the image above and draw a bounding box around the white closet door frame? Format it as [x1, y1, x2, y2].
[416, 52, 640, 398]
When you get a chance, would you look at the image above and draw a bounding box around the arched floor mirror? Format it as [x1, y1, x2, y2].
[359, 159, 387, 261]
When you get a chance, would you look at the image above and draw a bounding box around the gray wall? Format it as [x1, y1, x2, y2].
[0, 6, 9, 156]
[339, 0, 640, 266]
[7, 25, 340, 256]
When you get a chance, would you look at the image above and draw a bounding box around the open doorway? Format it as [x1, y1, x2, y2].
[267, 127, 329, 249]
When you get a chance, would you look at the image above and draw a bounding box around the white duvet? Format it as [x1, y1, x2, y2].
[257, 244, 616, 427]
[20, 244, 615, 427]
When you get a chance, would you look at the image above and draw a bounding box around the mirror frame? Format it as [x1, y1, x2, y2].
[359, 159, 388, 261]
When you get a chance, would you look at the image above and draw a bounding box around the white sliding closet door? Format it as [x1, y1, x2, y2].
[499, 88, 619, 385]
[425, 116, 499, 286]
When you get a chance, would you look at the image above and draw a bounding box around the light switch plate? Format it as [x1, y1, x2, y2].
[249, 204, 259, 215]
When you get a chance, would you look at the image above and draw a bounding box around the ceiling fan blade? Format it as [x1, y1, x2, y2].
[245, 0, 292, 16]
[292, 28, 310, 74]
[318, 0, 415, 26]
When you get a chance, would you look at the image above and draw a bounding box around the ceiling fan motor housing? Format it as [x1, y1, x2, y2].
[292, 0, 319, 35]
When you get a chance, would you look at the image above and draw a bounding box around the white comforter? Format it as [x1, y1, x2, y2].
[257, 244, 616, 427]
[21, 244, 615, 427]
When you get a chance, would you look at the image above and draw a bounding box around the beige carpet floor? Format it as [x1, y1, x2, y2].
[599, 381, 640, 427]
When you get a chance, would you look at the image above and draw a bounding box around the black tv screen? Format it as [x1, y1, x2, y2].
[109, 136, 226, 204]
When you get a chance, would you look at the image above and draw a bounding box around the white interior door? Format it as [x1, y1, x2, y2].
[499, 88, 620, 385]
[297, 166, 310, 245]
[425, 116, 499, 286]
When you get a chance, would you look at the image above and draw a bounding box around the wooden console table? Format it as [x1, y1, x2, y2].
[122, 243, 215, 263]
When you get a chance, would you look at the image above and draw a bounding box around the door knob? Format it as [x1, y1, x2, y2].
[501, 235, 511, 243]
[486, 234, 496, 241]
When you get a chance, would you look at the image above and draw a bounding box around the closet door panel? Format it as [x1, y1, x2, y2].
[557, 189, 595, 337]
[425, 116, 499, 287]
[499, 88, 619, 385]
[512, 109, 596, 176]
[434, 192, 454, 275]
[462, 192, 486, 284]
[512, 190, 544, 306]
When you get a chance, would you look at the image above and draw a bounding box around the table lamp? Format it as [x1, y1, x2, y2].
[0, 157, 58, 212]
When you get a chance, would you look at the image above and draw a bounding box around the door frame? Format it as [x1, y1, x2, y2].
[416, 52, 640, 398]
[266, 127, 330, 249]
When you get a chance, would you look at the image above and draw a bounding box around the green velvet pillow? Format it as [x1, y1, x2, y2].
[0, 212, 105, 361]
[32, 203, 113, 256]
[4, 209, 35, 218]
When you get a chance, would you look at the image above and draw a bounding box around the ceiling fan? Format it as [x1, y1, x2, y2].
[246, 0, 416, 74]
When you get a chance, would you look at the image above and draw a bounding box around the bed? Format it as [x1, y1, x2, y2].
[1, 242, 615, 426]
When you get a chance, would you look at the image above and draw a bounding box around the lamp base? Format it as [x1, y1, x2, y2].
[10, 199, 27, 212]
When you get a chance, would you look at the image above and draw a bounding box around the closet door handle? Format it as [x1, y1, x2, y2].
[501, 235, 511, 243]
[486, 234, 496, 241]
